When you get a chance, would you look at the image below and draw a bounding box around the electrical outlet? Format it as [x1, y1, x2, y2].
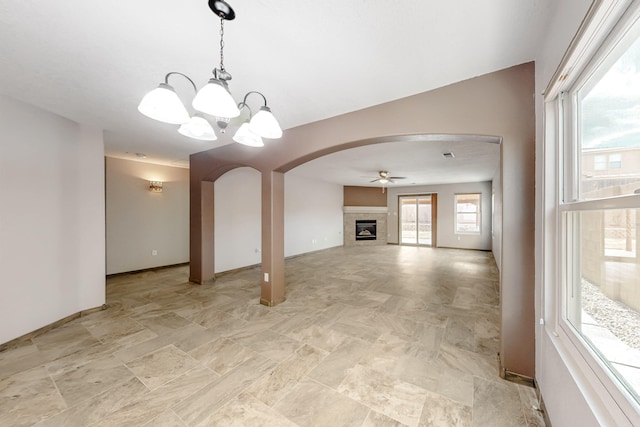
[152, 250, 158, 256]
[264, 273, 269, 282]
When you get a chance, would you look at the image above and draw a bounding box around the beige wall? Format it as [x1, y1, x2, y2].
[191, 62, 536, 377]
[106, 157, 189, 275]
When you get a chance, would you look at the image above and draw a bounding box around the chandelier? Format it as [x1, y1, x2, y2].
[137, 0, 282, 147]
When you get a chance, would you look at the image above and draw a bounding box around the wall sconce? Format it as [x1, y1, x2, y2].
[149, 181, 163, 193]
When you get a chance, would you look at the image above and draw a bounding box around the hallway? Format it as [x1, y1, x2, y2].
[0, 246, 544, 426]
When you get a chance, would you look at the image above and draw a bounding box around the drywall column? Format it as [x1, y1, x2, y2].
[261, 171, 286, 306]
[500, 130, 535, 379]
[189, 180, 215, 283]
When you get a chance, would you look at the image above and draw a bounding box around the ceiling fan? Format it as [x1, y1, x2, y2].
[369, 171, 406, 184]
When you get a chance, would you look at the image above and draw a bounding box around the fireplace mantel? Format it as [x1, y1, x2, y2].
[342, 206, 388, 214]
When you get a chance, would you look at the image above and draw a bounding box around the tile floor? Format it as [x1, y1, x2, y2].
[0, 245, 545, 426]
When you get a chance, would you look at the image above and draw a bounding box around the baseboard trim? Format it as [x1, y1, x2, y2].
[0, 304, 107, 352]
[498, 352, 536, 387]
[200, 246, 344, 283]
[188, 276, 217, 285]
[502, 369, 536, 387]
[534, 378, 552, 427]
[107, 262, 189, 279]
[260, 297, 286, 307]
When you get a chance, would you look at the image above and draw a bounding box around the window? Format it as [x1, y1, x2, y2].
[609, 153, 622, 169]
[550, 2, 640, 418]
[594, 155, 607, 170]
[593, 153, 623, 171]
[455, 193, 480, 234]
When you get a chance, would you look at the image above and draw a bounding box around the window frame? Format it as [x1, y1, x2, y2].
[544, 1, 640, 423]
[608, 153, 622, 169]
[454, 193, 481, 235]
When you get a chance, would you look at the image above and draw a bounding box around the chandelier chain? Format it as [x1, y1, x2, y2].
[219, 17, 225, 71]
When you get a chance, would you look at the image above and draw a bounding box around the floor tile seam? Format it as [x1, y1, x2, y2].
[217, 336, 266, 363]
[257, 340, 307, 365]
[166, 408, 190, 427]
[0, 351, 47, 380]
[89, 319, 149, 345]
[123, 343, 202, 392]
[41, 364, 69, 421]
[468, 371, 516, 402]
[440, 358, 501, 386]
[159, 366, 221, 415]
[197, 363, 279, 421]
[51, 371, 142, 419]
[339, 375, 426, 427]
[515, 383, 539, 426]
[284, 347, 332, 386]
[254, 370, 303, 410]
[302, 374, 378, 412]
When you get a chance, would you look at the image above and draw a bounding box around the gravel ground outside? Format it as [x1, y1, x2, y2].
[582, 279, 640, 351]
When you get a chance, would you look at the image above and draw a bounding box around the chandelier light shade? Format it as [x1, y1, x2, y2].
[138, 83, 190, 125]
[178, 115, 217, 141]
[249, 106, 282, 139]
[138, 0, 282, 144]
[233, 122, 264, 147]
[192, 78, 240, 118]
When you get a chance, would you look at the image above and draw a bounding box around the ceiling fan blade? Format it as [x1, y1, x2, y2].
[370, 178, 380, 183]
[389, 176, 406, 179]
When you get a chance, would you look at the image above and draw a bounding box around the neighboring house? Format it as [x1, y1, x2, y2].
[582, 146, 640, 199]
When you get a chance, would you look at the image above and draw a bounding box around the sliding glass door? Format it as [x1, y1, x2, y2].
[399, 195, 436, 246]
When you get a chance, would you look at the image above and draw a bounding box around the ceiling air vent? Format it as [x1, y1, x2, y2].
[442, 152, 455, 159]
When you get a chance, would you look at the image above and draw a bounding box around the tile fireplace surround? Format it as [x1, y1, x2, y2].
[343, 206, 388, 247]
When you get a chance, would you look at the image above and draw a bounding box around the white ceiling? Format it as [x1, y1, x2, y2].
[0, 0, 551, 184]
[288, 135, 501, 187]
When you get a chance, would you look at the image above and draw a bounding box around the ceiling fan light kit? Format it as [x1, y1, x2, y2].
[369, 170, 406, 184]
[368, 170, 406, 193]
[138, 0, 282, 146]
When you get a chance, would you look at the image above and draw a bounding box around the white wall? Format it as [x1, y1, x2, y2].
[0, 95, 105, 344]
[212, 169, 343, 273]
[214, 167, 262, 273]
[285, 174, 343, 257]
[535, 1, 602, 426]
[386, 181, 493, 250]
[105, 157, 189, 275]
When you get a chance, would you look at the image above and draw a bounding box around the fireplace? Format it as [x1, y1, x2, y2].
[355, 220, 377, 240]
